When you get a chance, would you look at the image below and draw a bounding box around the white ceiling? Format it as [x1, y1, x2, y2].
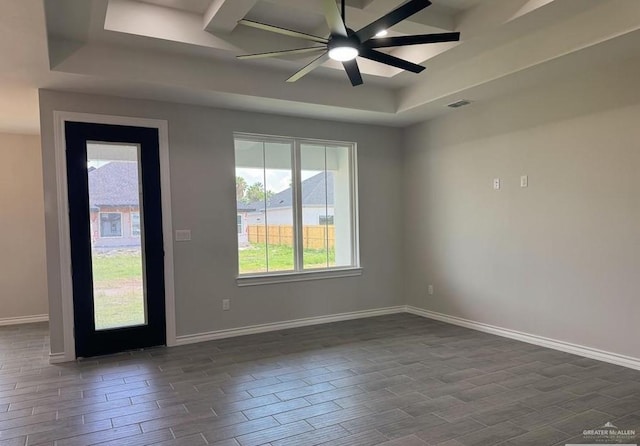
[139, 0, 212, 14]
[1, 0, 640, 134]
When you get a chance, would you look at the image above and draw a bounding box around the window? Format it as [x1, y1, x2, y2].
[237, 215, 243, 234]
[131, 212, 141, 237]
[235, 134, 358, 277]
[100, 212, 122, 238]
[319, 215, 334, 225]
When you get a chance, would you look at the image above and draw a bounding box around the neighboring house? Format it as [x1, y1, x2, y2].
[236, 202, 257, 247]
[88, 161, 141, 249]
[244, 171, 334, 227]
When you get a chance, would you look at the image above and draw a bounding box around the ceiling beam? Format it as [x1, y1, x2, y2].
[455, 0, 556, 39]
[105, 0, 238, 50]
[204, 0, 259, 34]
[362, 0, 454, 31]
[270, 0, 455, 35]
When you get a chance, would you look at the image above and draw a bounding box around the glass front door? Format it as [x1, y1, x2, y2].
[66, 122, 166, 357]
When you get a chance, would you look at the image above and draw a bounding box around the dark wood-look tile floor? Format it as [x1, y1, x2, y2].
[1, 314, 639, 446]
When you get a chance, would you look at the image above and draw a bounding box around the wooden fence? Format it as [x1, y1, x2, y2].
[247, 225, 335, 249]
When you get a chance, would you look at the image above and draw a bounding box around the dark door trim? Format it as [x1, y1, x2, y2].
[66, 122, 165, 357]
[52, 112, 176, 362]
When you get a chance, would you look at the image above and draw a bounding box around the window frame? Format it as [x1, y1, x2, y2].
[237, 214, 243, 234]
[234, 133, 361, 285]
[131, 211, 141, 237]
[99, 212, 123, 238]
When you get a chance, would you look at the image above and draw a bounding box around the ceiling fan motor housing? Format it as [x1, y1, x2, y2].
[328, 34, 360, 51]
[328, 34, 361, 61]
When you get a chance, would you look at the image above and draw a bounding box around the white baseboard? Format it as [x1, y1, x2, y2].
[45, 305, 640, 371]
[0, 314, 48, 327]
[49, 352, 67, 364]
[176, 306, 405, 346]
[406, 306, 640, 371]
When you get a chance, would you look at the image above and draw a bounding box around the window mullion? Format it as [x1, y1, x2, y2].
[262, 142, 269, 272]
[324, 145, 329, 268]
[292, 140, 304, 271]
[350, 143, 359, 267]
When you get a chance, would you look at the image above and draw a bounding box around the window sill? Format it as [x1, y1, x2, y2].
[236, 267, 363, 287]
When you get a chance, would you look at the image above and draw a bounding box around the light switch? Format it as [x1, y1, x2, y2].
[520, 175, 528, 188]
[175, 229, 191, 241]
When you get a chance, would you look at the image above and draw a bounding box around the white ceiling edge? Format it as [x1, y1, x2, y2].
[40, 25, 640, 131]
[23, 42, 640, 138]
[49, 40, 399, 114]
[3, 0, 640, 135]
[398, 0, 640, 112]
[45, 23, 640, 129]
[402, 31, 640, 125]
[38, 76, 402, 128]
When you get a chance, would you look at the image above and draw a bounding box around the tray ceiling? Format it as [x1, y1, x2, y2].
[0, 0, 639, 133]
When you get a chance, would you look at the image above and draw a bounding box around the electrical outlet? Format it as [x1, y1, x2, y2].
[493, 178, 501, 190]
[222, 299, 230, 311]
[427, 285, 434, 295]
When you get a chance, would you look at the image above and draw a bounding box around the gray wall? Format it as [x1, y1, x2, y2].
[41, 58, 640, 361]
[39, 90, 404, 355]
[404, 59, 640, 359]
[0, 133, 48, 320]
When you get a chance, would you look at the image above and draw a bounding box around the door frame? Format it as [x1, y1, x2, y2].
[53, 111, 176, 362]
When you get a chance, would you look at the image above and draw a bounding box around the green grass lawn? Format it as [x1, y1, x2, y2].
[239, 243, 335, 274]
[92, 252, 144, 281]
[91, 245, 336, 279]
[94, 291, 145, 330]
[89, 244, 335, 329]
[91, 252, 145, 330]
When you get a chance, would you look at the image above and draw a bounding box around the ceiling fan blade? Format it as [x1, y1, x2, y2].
[238, 19, 328, 44]
[364, 32, 460, 48]
[237, 47, 327, 60]
[287, 52, 330, 82]
[356, 0, 432, 42]
[342, 59, 363, 86]
[359, 48, 425, 73]
[322, 0, 348, 37]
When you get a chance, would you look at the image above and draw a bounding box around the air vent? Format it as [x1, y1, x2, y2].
[447, 100, 472, 108]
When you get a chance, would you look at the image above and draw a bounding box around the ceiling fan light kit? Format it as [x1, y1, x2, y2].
[237, 0, 461, 86]
[328, 37, 359, 61]
[329, 46, 359, 62]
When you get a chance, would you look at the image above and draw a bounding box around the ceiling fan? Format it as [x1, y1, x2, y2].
[236, 0, 460, 86]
